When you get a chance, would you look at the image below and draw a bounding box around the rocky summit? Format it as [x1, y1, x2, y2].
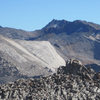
[0, 59, 100, 100]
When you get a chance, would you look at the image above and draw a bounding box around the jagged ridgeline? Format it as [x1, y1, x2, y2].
[0, 59, 100, 100]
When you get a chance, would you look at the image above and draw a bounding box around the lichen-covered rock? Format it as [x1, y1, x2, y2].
[0, 59, 100, 100]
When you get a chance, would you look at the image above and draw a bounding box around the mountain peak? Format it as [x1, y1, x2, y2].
[42, 19, 98, 34]
[43, 19, 68, 29]
[0, 26, 2, 28]
[73, 20, 88, 24]
[50, 19, 67, 23]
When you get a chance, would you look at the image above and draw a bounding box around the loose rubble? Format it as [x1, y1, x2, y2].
[0, 59, 100, 100]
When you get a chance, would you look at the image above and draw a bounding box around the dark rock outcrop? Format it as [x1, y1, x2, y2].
[42, 19, 97, 35]
[0, 59, 100, 100]
[57, 59, 95, 80]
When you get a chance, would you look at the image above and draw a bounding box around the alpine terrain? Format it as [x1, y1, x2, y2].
[32, 19, 100, 71]
[0, 19, 100, 99]
[0, 59, 100, 100]
[0, 35, 65, 83]
[1, 19, 100, 72]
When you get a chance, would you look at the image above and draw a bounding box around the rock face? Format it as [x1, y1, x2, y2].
[0, 59, 100, 100]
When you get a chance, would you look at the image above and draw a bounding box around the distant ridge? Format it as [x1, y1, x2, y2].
[42, 19, 100, 34]
[0, 19, 100, 72]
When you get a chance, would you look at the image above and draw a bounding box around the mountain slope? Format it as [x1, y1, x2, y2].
[0, 19, 100, 71]
[31, 19, 100, 71]
[0, 35, 65, 83]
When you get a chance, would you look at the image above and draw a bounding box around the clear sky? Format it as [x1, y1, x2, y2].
[0, 0, 100, 31]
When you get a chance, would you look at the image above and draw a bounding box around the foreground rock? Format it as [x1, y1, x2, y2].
[0, 59, 100, 100]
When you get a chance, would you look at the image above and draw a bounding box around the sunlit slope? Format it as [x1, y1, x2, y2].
[0, 35, 65, 77]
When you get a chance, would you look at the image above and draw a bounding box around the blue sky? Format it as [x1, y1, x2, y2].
[0, 0, 100, 31]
